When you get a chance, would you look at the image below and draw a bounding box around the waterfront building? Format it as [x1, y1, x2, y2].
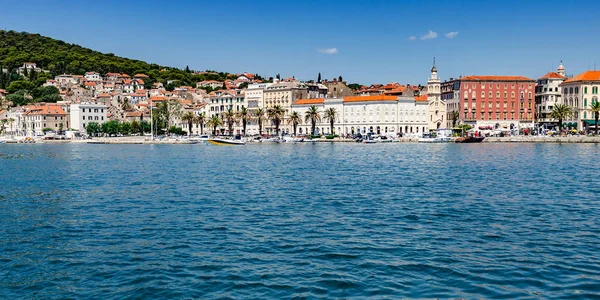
[263, 81, 308, 134]
[426, 61, 444, 130]
[290, 95, 428, 136]
[535, 63, 566, 129]
[441, 78, 461, 128]
[70, 103, 107, 132]
[24, 104, 69, 136]
[208, 90, 246, 118]
[559, 70, 600, 130]
[458, 75, 536, 130]
[84, 72, 102, 82]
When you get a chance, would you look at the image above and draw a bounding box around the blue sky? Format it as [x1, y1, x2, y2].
[2, 0, 600, 85]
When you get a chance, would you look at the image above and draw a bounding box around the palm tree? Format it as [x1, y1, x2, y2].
[7, 118, 15, 135]
[255, 108, 266, 136]
[590, 100, 600, 135]
[324, 107, 338, 135]
[181, 111, 195, 136]
[0, 119, 6, 135]
[550, 103, 573, 132]
[288, 111, 302, 136]
[194, 112, 207, 135]
[207, 115, 223, 136]
[451, 110, 460, 128]
[267, 105, 285, 136]
[223, 109, 237, 136]
[304, 105, 321, 136]
[237, 107, 250, 136]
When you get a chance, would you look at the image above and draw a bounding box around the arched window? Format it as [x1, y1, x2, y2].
[570, 87, 574, 94]
[575, 87, 579, 94]
[585, 87, 588, 94]
[584, 98, 587, 107]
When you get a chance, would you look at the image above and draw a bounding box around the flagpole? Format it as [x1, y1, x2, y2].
[150, 100, 153, 141]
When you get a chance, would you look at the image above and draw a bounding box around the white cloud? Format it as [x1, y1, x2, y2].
[408, 36, 416, 40]
[318, 48, 338, 54]
[445, 31, 459, 39]
[420, 30, 438, 40]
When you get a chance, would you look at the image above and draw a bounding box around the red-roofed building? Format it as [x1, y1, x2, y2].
[559, 66, 600, 130]
[535, 62, 568, 129]
[24, 104, 69, 136]
[458, 74, 536, 130]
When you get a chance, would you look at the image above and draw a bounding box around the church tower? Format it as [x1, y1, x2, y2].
[557, 60, 565, 76]
[427, 58, 444, 130]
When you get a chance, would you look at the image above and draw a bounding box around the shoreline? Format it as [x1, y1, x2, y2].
[4, 136, 600, 144]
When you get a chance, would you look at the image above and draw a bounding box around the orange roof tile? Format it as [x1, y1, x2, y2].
[294, 98, 324, 105]
[563, 70, 600, 83]
[344, 95, 397, 102]
[84, 81, 96, 87]
[133, 74, 149, 78]
[460, 75, 534, 81]
[539, 72, 566, 80]
[26, 105, 67, 115]
[150, 96, 167, 101]
[414, 95, 428, 101]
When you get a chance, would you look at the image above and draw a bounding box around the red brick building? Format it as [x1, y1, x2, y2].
[459, 76, 536, 130]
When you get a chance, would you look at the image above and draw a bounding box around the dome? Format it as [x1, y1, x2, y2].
[557, 61, 565, 71]
[431, 65, 437, 73]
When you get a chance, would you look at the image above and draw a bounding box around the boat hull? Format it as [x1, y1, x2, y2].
[207, 139, 245, 146]
[455, 137, 485, 143]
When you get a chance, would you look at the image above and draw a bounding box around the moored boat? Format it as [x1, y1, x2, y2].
[207, 138, 245, 146]
[455, 136, 485, 143]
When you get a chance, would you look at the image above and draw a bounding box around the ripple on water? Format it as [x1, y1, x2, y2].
[0, 143, 600, 299]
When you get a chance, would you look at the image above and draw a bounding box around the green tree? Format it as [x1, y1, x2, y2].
[550, 103, 573, 132]
[86, 122, 100, 136]
[195, 112, 206, 135]
[348, 83, 361, 90]
[168, 126, 186, 135]
[324, 107, 338, 135]
[451, 110, 460, 128]
[131, 119, 141, 134]
[207, 115, 223, 136]
[267, 105, 285, 136]
[141, 120, 151, 134]
[6, 80, 34, 94]
[223, 109, 237, 136]
[590, 100, 600, 135]
[7, 118, 15, 135]
[102, 120, 119, 136]
[236, 107, 249, 136]
[238, 82, 249, 89]
[288, 111, 301, 136]
[255, 108, 266, 136]
[118, 121, 131, 135]
[317, 72, 321, 83]
[304, 105, 321, 136]
[181, 111, 195, 136]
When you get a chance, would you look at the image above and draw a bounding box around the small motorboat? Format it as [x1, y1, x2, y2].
[207, 138, 245, 146]
[455, 136, 485, 143]
[283, 136, 304, 143]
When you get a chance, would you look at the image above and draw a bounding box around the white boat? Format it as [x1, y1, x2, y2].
[283, 136, 304, 143]
[206, 138, 245, 146]
[418, 133, 452, 143]
[261, 137, 281, 143]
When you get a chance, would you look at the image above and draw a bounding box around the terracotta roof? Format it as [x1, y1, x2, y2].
[294, 98, 324, 105]
[125, 111, 143, 117]
[133, 74, 149, 78]
[563, 70, 600, 83]
[150, 96, 167, 101]
[26, 105, 67, 115]
[460, 75, 534, 81]
[539, 72, 566, 80]
[130, 93, 146, 97]
[414, 95, 428, 101]
[344, 95, 398, 102]
[0, 89, 6, 94]
[84, 82, 96, 87]
[97, 93, 111, 98]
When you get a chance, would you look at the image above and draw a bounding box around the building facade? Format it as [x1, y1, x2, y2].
[426, 62, 445, 130]
[535, 63, 566, 129]
[70, 103, 108, 132]
[559, 70, 600, 130]
[24, 104, 69, 136]
[459, 76, 536, 130]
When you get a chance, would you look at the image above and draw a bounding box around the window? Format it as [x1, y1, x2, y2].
[504, 102, 507, 108]
[504, 92, 507, 98]
[481, 112, 485, 119]
[496, 112, 500, 119]
[481, 102, 485, 108]
[585, 87, 588, 94]
[488, 102, 493, 108]
[511, 92, 515, 98]
[481, 92, 485, 98]
[489, 92, 492, 98]
[511, 102, 515, 108]
[585, 99, 588, 107]
[497, 92, 500, 98]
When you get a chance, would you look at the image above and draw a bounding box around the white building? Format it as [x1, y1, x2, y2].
[290, 95, 428, 137]
[85, 72, 102, 82]
[245, 83, 273, 110]
[560, 69, 600, 130]
[70, 103, 108, 132]
[197, 80, 223, 90]
[535, 62, 566, 128]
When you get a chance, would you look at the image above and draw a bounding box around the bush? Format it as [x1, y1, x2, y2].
[325, 134, 339, 139]
[168, 126, 186, 135]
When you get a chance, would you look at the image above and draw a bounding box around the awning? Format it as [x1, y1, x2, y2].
[583, 120, 599, 125]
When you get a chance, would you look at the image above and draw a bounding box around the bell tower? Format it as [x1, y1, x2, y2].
[427, 58, 443, 130]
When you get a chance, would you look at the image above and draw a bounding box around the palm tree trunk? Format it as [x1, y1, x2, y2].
[311, 120, 316, 136]
[213, 125, 216, 136]
[258, 120, 262, 135]
[594, 112, 598, 135]
[243, 120, 247, 136]
[188, 121, 192, 136]
[558, 118, 562, 132]
[200, 124, 204, 135]
[330, 120, 334, 135]
[293, 123, 297, 136]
